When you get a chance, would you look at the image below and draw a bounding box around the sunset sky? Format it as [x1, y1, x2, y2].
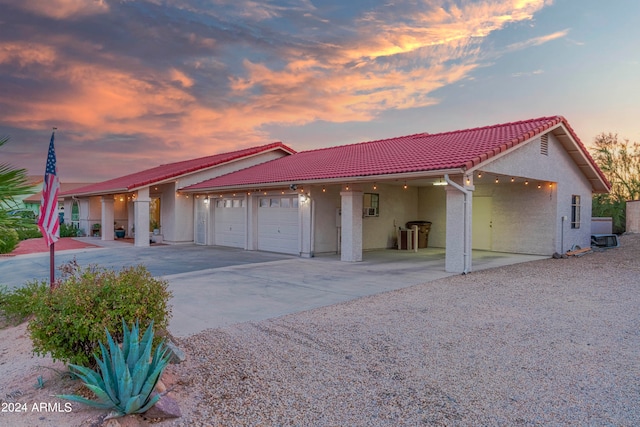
[1, 0, 638, 182]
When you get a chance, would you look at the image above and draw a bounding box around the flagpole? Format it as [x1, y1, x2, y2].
[50, 127, 56, 289]
[50, 243, 55, 288]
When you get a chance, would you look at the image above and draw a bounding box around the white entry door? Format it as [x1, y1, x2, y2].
[472, 196, 492, 250]
[214, 198, 246, 248]
[195, 198, 208, 245]
[257, 195, 299, 255]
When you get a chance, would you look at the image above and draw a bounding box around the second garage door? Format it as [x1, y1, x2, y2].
[257, 195, 299, 255]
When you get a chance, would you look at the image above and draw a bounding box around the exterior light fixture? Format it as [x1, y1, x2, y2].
[537, 183, 541, 189]
[373, 183, 377, 190]
[477, 172, 482, 178]
[322, 186, 326, 192]
[300, 193, 309, 202]
[119, 197, 124, 202]
[524, 180, 529, 185]
[511, 177, 515, 182]
[403, 182, 408, 189]
[495, 178, 499, 184]
[345, 184, 350, 190]
[204, 196, 209, 204]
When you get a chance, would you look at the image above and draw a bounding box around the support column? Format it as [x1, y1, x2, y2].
[445, 177, 473, 273]
[134, 187, 150, 247]
[101, 196, 115, 241]
[340, 190, 363, 262]
[299, 194, 313, 258]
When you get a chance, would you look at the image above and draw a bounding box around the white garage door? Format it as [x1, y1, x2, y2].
[214, 198, 246, 248]
[257, 196, 299, 255]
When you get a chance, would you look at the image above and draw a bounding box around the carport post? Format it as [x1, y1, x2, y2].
[444, 174, 473, 273]
[340, 190, 363, 262]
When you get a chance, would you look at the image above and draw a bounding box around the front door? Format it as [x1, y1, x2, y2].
[472, 196, 492, 250]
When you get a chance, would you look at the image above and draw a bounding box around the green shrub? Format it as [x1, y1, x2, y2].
[16, 225, 43, 240]
[58, 320, 170, 417]
[59, 223, 78, 238]
[28, 263, 172, 367]
[0, 281, 49, 325]
[0, 227, 20, 254]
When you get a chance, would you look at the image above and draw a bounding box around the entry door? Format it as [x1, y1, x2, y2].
[195, 198, 208, 245]
[472, 196, 492, 250]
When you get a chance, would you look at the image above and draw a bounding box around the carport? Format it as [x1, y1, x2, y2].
[181, 116, 609, 273]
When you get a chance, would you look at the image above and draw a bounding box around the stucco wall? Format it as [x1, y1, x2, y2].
[362, 184, 418, 250]
[627, 200, 640, 233]
[417, 186, 447, 248]
[310, 185, 341, 254]
[481, 132, 595, 253]
[311, 183, 420, 252]
[473, 183, 556, 254]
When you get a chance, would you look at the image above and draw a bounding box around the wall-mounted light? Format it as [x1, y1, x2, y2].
[322, 186, 326, 192]
[495, 177, 499, 184]
[511, 177, 515, 182]
[300, 193, 309, 202]
[477, 172, 482, 178]
[537, 183, 541, 189]
[345, 184, 350, 190]
[372, 183, 377, 190]
[403, 182, 408, 189]
[119, 197, 124, 202]
[524, 180, 529, 185]
[204, 196, 210, 204]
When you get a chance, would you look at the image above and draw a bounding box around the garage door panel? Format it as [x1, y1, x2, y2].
[214, 198, 246, 248]
[257, 196, 299, 254]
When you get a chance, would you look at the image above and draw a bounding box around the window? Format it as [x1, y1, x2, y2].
[363, 193, 379, 217]
[571, 195, 581, 229]
[150, 197, 161, 231]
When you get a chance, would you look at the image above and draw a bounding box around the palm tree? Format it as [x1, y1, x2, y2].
[0, 136, 37, 251]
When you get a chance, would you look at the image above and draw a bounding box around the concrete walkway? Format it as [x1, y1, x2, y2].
[0, 237, 546, 337]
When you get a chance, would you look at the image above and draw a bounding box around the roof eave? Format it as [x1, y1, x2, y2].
[180, 168, 465, 192]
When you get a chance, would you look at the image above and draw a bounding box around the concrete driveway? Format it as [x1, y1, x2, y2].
[0, 238, 546, 337]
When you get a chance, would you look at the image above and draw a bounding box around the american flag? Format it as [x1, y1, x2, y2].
[37, 132, 60, 246]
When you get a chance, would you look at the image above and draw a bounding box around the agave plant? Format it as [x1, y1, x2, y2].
[58, 320, 171, 417]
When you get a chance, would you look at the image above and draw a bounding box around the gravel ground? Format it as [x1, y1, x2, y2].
[166, 234, 640, 427]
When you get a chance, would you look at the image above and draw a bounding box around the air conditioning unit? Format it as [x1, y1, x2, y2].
[363, 207, 378, 217]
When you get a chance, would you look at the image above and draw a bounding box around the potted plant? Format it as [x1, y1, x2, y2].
[115, 224, 125, 239]
[92, 223, 101, 237]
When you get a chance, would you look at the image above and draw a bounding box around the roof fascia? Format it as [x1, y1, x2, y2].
[464, 121, 610, 193]
[180, 168, 465, 192]
[550, 123, 610, 193]
[128, 145, 295, 191]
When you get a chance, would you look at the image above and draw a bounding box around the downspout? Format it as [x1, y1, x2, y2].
[444, 174, 471, 274]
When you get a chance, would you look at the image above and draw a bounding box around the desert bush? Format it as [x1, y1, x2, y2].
[0, 281, 49, 325]
[28, 263, 172, 367]
[0, 227, 19, 254]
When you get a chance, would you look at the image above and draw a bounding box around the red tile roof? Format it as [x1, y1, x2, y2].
[62, 142, 295, 196]
[184, 116, 610, 191]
